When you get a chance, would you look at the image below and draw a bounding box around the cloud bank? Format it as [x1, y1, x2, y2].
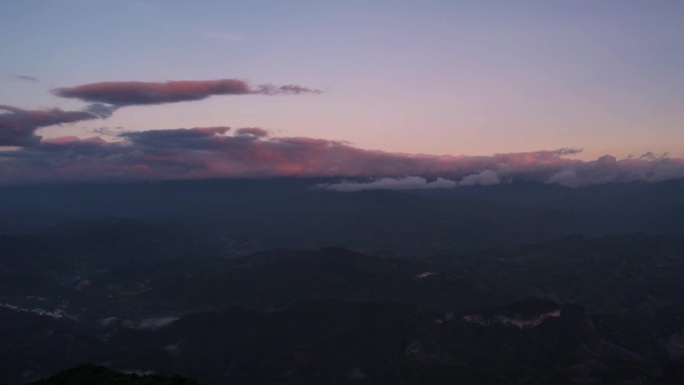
[322, 171, 502, 191]
[1, 127, 683, 186]
[2, 76, 683, 187]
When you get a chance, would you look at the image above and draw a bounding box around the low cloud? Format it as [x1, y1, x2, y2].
[322, 170, 501, 191]
[0, 105, 99, 146]
[1, 128, 683, 186]
[459, 170, 501, 186]
[235, 127, 269, 137]
[324, 176, 458, 191]
[52, 79, 321, 108]
[546, 154, 684, 187]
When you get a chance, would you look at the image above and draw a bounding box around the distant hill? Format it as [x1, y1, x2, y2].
[2, 178, 683, 256]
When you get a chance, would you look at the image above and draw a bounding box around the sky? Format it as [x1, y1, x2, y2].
[1, 0, 683, 186]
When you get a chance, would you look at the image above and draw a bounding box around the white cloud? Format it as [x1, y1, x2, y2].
[322, 176, 458, 192]
[458, 170, 501, 186]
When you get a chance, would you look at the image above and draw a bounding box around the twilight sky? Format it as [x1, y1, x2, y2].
[1, 0, 683, 186]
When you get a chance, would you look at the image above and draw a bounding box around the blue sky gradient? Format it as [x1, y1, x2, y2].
[1, 1, 683, 184]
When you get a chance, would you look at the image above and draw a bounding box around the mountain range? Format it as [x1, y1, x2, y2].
[1, 178, 684, 384]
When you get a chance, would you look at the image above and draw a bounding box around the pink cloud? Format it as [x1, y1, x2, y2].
[2, 77, 319, 149]
[1, 127, 683, 186]
[52, 79, 321, 107]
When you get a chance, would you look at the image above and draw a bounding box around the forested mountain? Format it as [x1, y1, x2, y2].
[2, 179, 684, 384]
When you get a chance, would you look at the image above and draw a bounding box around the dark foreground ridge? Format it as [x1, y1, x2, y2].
[1, 234, 684, 384]
[27, 365, 200, 385]
[10, 296, 684, 385]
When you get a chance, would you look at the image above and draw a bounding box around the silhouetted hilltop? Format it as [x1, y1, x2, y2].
[29, 365, 200, 385]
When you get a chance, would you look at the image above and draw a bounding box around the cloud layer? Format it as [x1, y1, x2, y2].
[0, 105, 98, 146]
[2, 77, 683, 187]
[1, 77, 320, 148]
[1, 127, 683, 186]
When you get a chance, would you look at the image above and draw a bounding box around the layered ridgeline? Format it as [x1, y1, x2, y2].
[1, 178, 684, 384]
[1, 178, 683, 256]
[2, 234, 684, 384]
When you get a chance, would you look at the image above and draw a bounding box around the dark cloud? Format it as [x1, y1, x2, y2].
[1, 128, 683, 186]
[234, 127, 269, 137]
[52, 79, 250, 106]
[82, 103, 117, 118]
[0, 105, 98, 146]
[120, 126, 231, 149]
[555, 148, 583, 156]
[90, 126, 125, 137]
[1, 78, 317, 149]
[52, 79, 321, 107]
